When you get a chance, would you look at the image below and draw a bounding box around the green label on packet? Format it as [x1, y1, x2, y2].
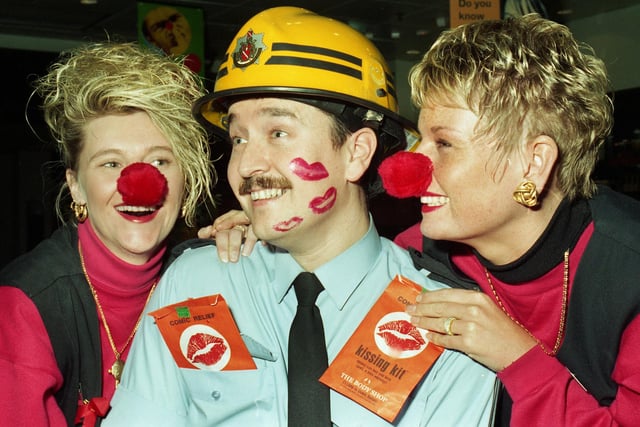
[176, 306, 191, 318]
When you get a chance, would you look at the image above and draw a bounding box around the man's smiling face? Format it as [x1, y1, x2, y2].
[226, 97, 348, 251]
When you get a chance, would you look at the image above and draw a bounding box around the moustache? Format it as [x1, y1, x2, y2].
[239, 175, 292, 195]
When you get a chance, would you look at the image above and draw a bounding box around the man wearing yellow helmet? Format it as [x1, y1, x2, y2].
[106, 7, 497, 426]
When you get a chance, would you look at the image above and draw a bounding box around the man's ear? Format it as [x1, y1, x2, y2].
[526, 134, 558, 192]
[66, 168, 85, 204]
[345, 127, 377, 183]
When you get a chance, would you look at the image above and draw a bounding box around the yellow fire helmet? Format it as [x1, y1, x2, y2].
[193, 6, 418, 152]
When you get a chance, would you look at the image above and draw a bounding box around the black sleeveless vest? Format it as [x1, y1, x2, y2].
[0, 225, 102, 426]
[410, 186, 640, 425]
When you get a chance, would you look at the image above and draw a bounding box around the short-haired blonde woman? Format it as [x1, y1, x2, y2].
[382, 13, 640, 426]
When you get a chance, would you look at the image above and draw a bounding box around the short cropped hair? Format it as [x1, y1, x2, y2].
[409, 13, 613, 200]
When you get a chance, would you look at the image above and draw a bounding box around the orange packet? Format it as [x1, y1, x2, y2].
[319, 275, 443, 422]
[149, 294, 256, 371]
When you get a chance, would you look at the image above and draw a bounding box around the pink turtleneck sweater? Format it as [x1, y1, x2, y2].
[0, 220, 164, 426]
[395, 221, 640, 425]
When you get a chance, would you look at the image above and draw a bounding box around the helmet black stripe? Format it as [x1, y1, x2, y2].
[217, 66, 229, 79]
[386, 83, 397, 99]
[266, 56, 362, 80]
[272, 42, 362, 67]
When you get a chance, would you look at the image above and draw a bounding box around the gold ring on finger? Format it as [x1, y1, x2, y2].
[444, 317, 457, 336]
[232, 224, 247, 238]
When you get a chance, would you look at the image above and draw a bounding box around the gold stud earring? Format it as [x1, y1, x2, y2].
[71, 201, 88, 222]
[513, 179, 539, 207]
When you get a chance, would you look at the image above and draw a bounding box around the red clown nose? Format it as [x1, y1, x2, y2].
[378, 151, 433, 198]
[117, 162, 169, 206]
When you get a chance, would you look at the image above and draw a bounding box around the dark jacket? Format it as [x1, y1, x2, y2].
[410, 186, 640, 424]
[0, 224, 102, 426]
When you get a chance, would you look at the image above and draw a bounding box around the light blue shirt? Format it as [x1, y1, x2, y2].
[106, 223, 497, 426]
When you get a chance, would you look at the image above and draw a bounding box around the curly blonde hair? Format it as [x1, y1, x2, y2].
[409, 13, 613, 200]
[35, 42, 216, 225]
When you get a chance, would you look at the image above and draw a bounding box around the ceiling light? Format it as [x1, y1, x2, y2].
[80, 0, 98, 4]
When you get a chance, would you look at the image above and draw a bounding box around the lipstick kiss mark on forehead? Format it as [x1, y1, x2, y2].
[289, 157, 329, 181]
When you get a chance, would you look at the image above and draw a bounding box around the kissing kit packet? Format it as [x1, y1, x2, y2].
[320, 275, 443, 422]
[150, 294, 256, 371]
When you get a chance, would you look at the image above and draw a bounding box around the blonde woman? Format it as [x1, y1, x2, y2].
[385, 14, 639, 426]
[0, 42, 215, 426]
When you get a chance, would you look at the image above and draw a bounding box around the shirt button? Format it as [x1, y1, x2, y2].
[211, 390, 221, 400]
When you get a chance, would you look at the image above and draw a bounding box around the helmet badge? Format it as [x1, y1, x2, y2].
[232, 29, 266, 69]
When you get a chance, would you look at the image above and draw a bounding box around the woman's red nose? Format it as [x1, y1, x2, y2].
[378, 151, 433, 198]
[117, 162, 168, 206]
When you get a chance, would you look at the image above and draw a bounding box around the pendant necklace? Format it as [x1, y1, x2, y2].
[484, 249, 569, 356]
[78, 241, 157, 386]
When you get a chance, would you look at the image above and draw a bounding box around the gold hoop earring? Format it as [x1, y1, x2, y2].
[71, 201, 88, 222]
[513, 179, 539, 207]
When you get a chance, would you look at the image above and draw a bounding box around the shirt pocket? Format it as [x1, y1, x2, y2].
[180, 335, 282, 424]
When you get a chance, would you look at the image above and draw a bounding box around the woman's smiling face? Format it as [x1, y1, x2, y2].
[413, 103, 524, 250]
[67, 111, 185, 265]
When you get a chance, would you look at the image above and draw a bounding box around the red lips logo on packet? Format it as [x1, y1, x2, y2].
[376, 317, 427, 354]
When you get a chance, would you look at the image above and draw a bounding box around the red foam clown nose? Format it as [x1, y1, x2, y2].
[378, 151, 433, 198]
[117, 162, 169, 206]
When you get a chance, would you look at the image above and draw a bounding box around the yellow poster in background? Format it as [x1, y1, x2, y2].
[449, 0, 501, 28]
[137, 2, 205, 76]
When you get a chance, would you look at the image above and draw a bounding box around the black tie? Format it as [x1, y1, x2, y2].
[288, 272, 331, 426]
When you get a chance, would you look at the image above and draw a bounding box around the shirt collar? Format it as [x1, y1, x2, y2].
[272, 216, 382, 310]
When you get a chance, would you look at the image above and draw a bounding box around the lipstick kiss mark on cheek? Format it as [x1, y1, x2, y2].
[289, 157, 329, 181]
[309, 187, 337, 214]
[273, 216, 303, 232]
